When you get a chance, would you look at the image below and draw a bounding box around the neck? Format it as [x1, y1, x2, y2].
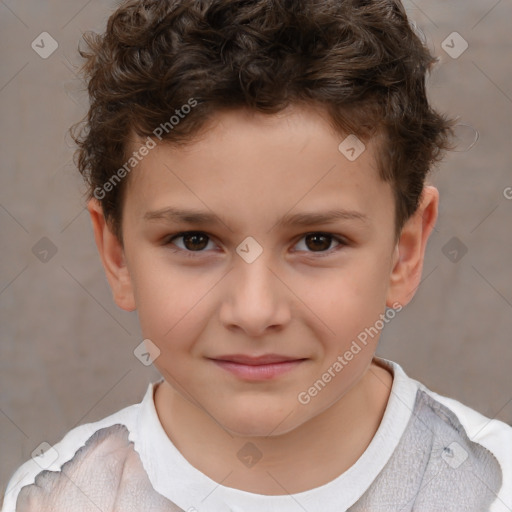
[154, 360, 393, 495]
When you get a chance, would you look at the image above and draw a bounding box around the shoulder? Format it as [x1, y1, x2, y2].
[417, 384, 512, 511]
[361, 359, 512, 511]
[0, 385, 177, 512]
[404, 376, 512, 511]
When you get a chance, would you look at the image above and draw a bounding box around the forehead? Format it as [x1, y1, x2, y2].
[122, 105, 393, 231]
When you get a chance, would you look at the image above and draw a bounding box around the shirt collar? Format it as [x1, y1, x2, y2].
[130, 357, 419, 512]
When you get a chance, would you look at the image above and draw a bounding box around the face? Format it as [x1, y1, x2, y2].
[113, 105, 402, 436]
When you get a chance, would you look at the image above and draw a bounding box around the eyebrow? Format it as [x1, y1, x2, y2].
[143, 207, 368, 228]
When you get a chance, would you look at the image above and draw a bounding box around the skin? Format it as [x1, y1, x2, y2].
[88, 104, 438, 495]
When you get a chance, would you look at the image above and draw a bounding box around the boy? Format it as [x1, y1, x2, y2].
[2, 0, 511, 510]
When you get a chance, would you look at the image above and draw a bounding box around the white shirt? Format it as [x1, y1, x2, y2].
[2, 357, 511, 511]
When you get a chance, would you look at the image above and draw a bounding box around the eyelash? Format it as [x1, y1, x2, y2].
[163, 231, 349, 259]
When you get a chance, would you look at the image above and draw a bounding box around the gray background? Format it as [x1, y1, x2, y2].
[1, 0, 511, 499]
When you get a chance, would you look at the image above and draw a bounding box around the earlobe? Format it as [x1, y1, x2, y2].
[87, 198, 136, 312]
[386, 186, 439, 308]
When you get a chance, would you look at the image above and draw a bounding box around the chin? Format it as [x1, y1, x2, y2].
[217, 405, 304, 438]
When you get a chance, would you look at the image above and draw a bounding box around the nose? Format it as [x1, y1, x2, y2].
[219, 253, 291, 337]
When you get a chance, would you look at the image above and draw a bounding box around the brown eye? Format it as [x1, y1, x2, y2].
[168, 231, 213, 252]
[304, 233, 332, 251]
[182, 232, 209, 250]
[294, 232, 346, 255]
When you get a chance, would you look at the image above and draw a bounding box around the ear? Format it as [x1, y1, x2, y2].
[87, 198, 136, 312]
[386, 185, 439, 308]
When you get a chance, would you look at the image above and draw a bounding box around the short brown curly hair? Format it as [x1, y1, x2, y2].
[71, 0, 457, 245]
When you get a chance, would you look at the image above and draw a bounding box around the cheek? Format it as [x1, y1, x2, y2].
[127, 254, 184, 333]
[305, 253, 392, 353]
[130, 258, 217, 349]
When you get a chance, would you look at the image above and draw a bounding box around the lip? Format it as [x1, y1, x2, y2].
[212, 354, 303, 365]
[208, 354, 307, 380]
